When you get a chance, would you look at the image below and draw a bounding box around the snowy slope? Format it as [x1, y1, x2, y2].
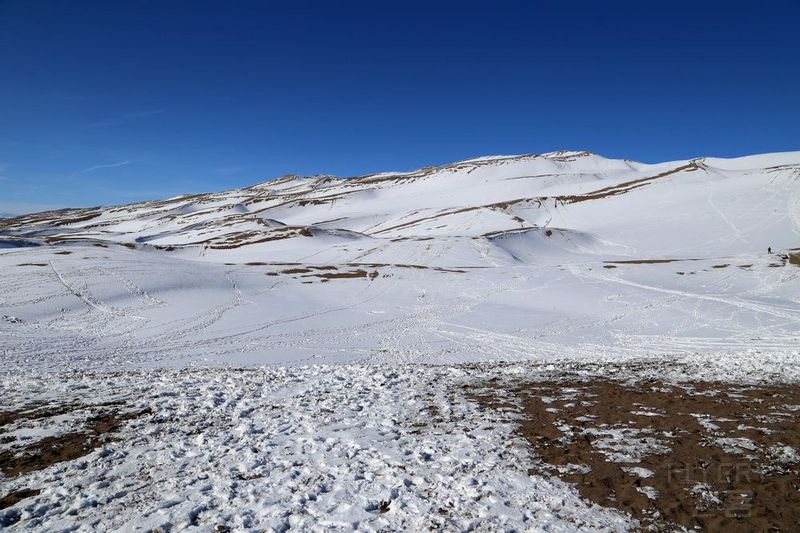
[2, 150, 800, 370]
[3, 150, 798, 265]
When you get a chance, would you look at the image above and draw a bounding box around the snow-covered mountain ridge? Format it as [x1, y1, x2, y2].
[4, 150, 799, 266]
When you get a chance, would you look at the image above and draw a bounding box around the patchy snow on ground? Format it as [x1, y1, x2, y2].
[1, 365, 633, 531]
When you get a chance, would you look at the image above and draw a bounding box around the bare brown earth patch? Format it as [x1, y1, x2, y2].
[0, 489, 41, 512]
[265, 263, 465, 279]
[766, 253, 800, 268]
[0, 489, 42, 527]
[311, 269, 378, 280]
[605, 259, 698, 265]
[280, 267, 312, 274]
[0, 402, 149, 478]
[472, 378, 800, 531]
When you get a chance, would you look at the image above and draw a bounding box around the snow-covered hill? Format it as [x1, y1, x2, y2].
[1, 150, 800, 370]
[4, 150, 799, 265]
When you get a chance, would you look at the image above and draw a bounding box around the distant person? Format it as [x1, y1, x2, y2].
[768, 247, 772, 254]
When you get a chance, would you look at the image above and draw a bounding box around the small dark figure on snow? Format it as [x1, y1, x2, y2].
[768, 247, 772, 254]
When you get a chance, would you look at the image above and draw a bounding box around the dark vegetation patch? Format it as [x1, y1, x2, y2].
[711, 264, 729, 269]
[53, 250, 73, 255]
[16, 263, 47, 267]
[471, 378, 800, 532]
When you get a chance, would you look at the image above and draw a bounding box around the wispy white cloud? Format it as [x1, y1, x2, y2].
[69, 160, 135, 178]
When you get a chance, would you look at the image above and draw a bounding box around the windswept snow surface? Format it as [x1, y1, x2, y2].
[2, 150, 800, 530]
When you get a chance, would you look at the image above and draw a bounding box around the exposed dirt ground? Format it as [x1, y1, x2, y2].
[0, 401, 149, 478]
[0, 401, 149, 524]
[472, 378, 800, 532]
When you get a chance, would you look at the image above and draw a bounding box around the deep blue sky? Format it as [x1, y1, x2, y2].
[1, 0, 798, 214]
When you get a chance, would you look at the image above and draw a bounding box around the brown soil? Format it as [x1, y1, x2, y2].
[200, 226, 314, 250]
[0, 402, 83, 427]
[281, 268, 312, 274]
[472, 378, 800, 532]
[558, 162, 699, 204]
[605, 259, 696, 265]
[311, 269, 378, 280]
[0, 488, 41, 511]
[266, 263, 464, 278]
[51, 211, 102, 226]
[0, 402, 149, 478]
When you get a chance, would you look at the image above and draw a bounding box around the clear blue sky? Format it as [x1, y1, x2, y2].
[1, 0, 798, 214]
